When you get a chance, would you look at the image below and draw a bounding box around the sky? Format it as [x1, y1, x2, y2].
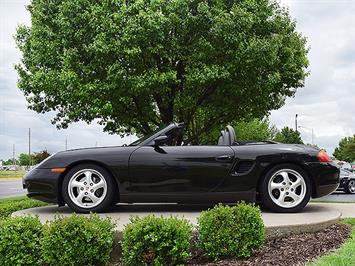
[0, 0, 354, 160]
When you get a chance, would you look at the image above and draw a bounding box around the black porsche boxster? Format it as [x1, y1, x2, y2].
[23, 123, 339, 213]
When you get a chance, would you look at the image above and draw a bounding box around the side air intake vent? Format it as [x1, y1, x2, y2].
[235, 161, 254, 174]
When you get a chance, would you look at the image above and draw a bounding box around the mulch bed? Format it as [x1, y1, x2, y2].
[188, 223, 351, 266]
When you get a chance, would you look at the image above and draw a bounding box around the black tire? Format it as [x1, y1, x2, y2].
[259, 164, 312, 213]
[62, 164, 117, 213]
[345, 179, 355, 194]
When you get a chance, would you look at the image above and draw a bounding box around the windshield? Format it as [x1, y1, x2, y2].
[128, 125, 166, 146]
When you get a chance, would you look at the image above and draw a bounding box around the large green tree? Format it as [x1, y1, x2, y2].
[32, 150, 51, 164]
[233, 118, 278, 141]
[16, 0, 308, 143]
[274, 126, 303, 144]
[19, 153, 32, 166]
[333, 135, 355, 162]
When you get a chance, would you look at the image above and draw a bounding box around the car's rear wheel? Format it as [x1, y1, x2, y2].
[260, 164, 311, 213]
[62, 164, 116, 213]
[345, 179, 355, 194]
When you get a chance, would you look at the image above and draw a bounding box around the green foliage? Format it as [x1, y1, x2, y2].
[32, 150, 51, 164]
[0, 197, 48, 219]
[309, 219, 355, 266]
[17, 150, 51, 166]
[196, 117, 280, 144]
[340, 218, 355, 227]
[16, 0, 308, 143]
[274, 126, 303, 144]
[122, 215, 192, 266]
[41, 214, 115, 266]
[19, 153, 32, 166]
[333, 135, 355, 162]
[0, 216, 43, 266]
[1, 158, 18, 165]
[233, 118, 278, 141]
[198, 203, 265, 260]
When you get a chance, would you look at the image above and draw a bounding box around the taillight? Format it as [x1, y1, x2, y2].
[318, 150, 332, 162]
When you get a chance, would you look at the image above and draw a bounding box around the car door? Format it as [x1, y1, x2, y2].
[128, 145, 235, 196]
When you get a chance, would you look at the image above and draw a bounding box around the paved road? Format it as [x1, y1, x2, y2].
[0, 179, 26, 199]
[313, 191, 355, 202]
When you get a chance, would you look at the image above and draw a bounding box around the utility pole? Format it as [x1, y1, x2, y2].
[298, 125, 314, 146]
[295, 114, 298, 132]
[12, 144, 16, 167]
[28, 128, 31, 166]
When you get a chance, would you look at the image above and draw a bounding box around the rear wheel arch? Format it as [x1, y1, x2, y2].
[58, 160, 119, 205]
[256, 161, 315, 198]
[258, 162, 312, 212]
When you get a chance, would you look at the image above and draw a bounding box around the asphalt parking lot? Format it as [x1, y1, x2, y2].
[0, 179, 26, 198]
[314, 191, 355, 202]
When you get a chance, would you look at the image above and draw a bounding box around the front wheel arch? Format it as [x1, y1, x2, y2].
[58, 160, 119, 206]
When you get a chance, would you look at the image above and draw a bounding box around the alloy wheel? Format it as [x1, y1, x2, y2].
[67, 169, 107, 208]
[348, 180, 355, 194]
[268, 169, 306, 208]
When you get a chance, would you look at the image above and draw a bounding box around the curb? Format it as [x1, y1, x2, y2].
[265, 213, 341, 239]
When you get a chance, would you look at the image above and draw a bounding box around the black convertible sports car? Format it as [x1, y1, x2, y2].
[23, 123, 339, 213]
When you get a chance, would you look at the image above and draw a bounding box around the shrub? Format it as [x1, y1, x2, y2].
[41, 214, 115, 266]
[198, 203, 265, 260]
[0, 197, 48, 219]
[0, 216, 43, 266]
[122, 215, 192, 266]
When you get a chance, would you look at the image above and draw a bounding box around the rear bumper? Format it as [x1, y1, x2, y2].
[23, 168, 62, 204]
[305, 162, 340, 198]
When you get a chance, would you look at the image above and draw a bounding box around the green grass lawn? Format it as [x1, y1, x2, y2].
[309, 218, 355, 266]
[0, 196, 27, 204]
[0, 170, 26, 179]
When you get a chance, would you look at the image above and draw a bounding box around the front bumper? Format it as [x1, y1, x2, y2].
[337, 178, 348, 190]
[23, 168, 62, 204]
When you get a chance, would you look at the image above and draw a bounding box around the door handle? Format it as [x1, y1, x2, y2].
[215, 155, 233, 162]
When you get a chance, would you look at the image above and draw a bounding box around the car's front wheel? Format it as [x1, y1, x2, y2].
[260, 164, 311, 213]
[345, 179, 355, 194]
[62, 164, 116, 213]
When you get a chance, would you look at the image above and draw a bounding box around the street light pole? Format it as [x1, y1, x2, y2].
[298, 125, 314, 146]
[28, 128, 31, 166]
[295, 114, 298, 132]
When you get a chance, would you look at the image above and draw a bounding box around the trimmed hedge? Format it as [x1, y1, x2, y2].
[0, 197, 48, 219]
[41, 214, 115, 266]
[198, 203, 265, 260]
[122, 215, 192, 266]
[0, 216, 43, 266]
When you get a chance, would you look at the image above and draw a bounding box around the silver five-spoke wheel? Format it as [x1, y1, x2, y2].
[347, 180, 355, 194]
[68, 169, 107, 209]
[268, 169, 306, 208]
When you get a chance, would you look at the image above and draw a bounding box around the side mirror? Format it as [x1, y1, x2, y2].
[153, 135, 168, 146]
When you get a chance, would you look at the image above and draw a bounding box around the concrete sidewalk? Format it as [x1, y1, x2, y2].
[13, 202, 349, 238]
[312, 202, 355, 218]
